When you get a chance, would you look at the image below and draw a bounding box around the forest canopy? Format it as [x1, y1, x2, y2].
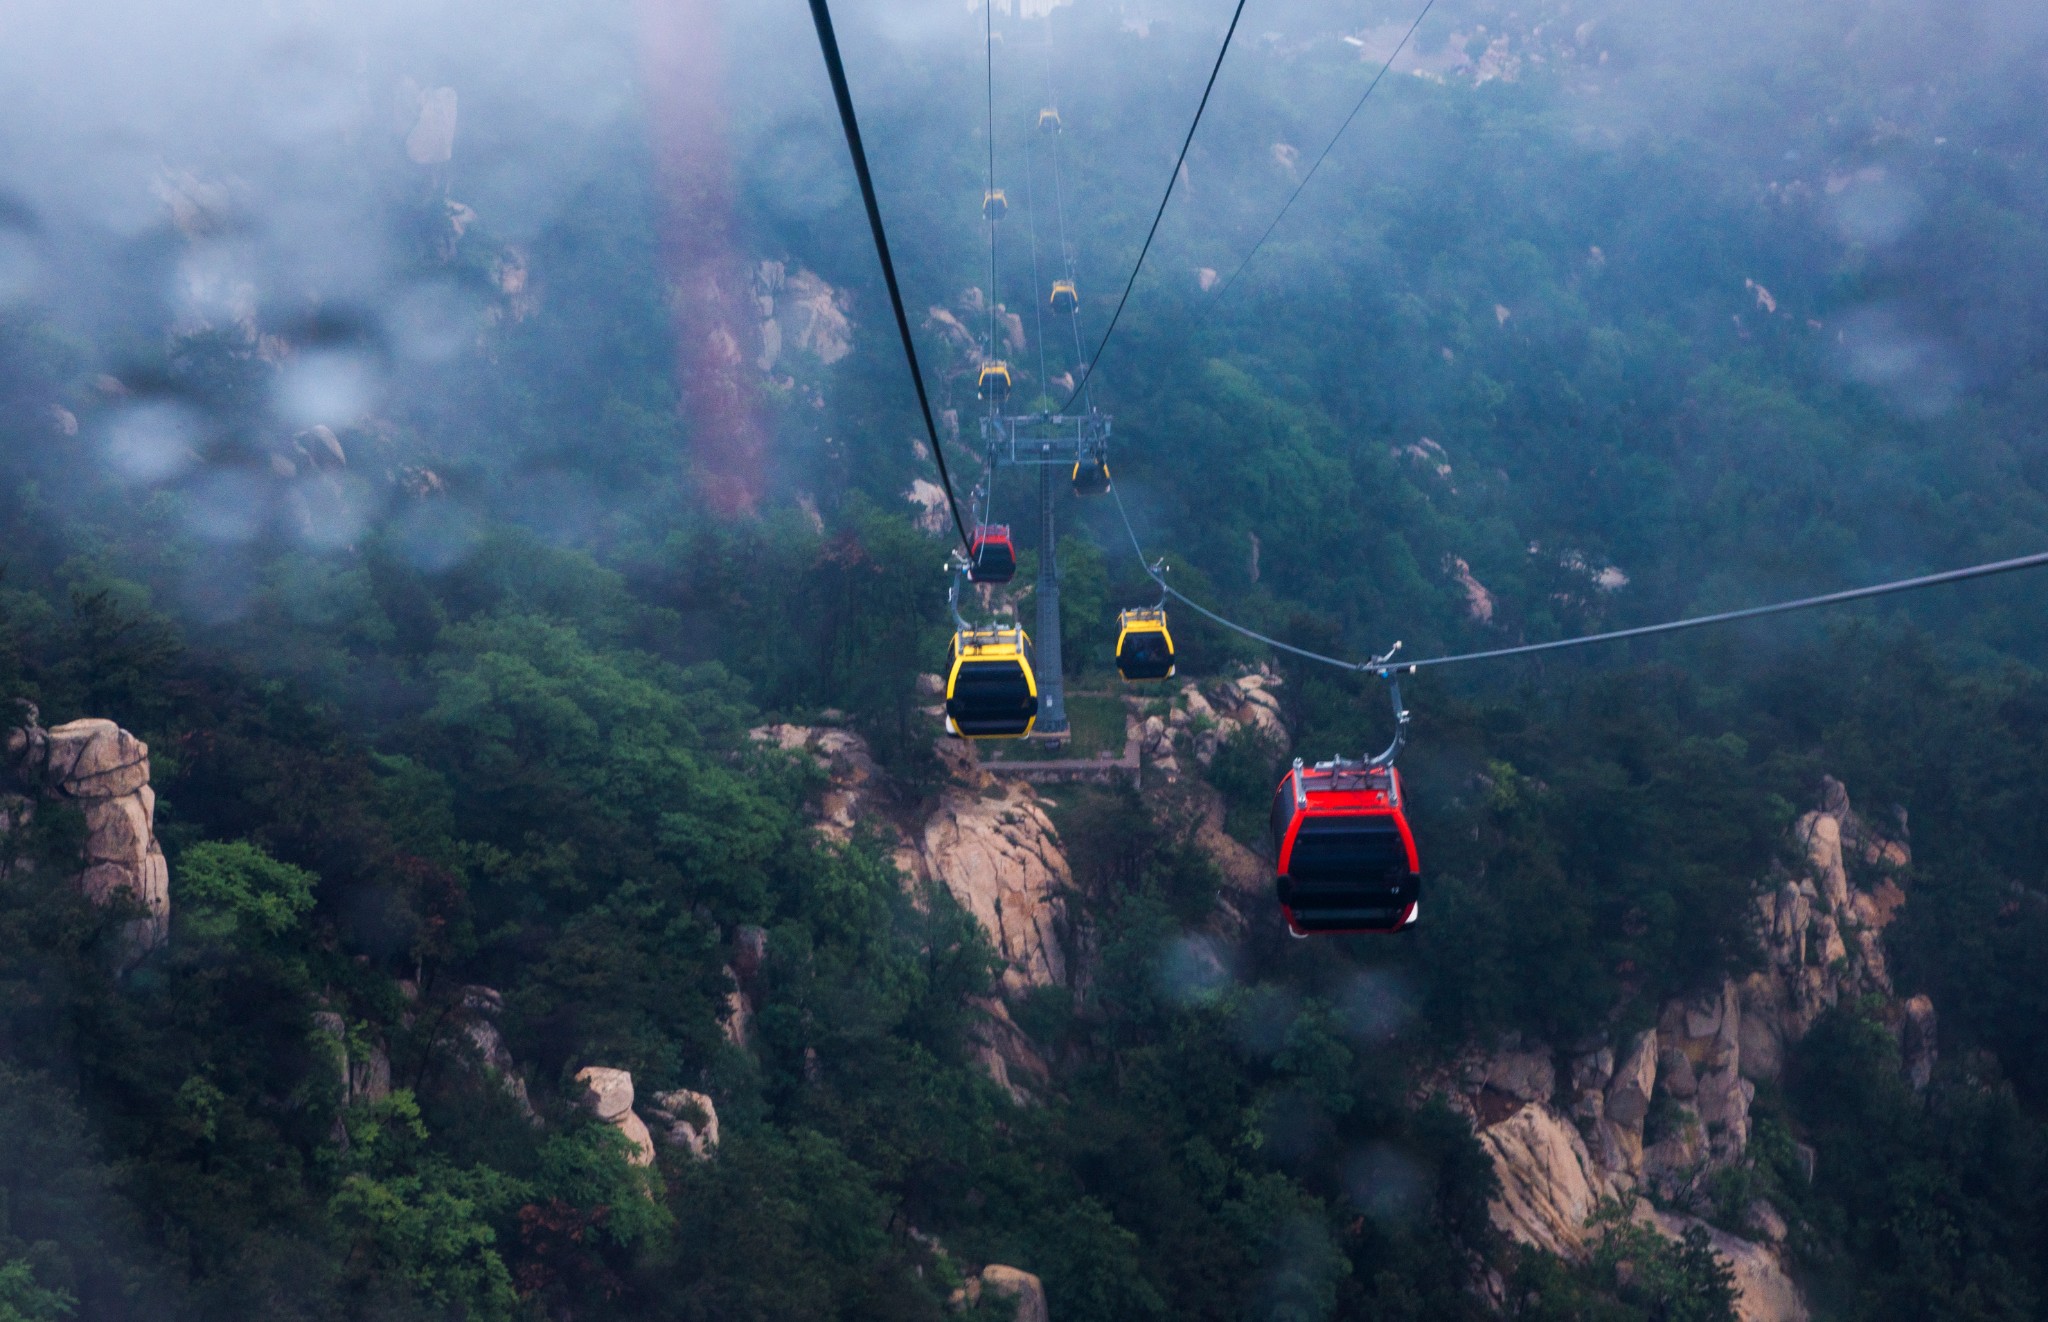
[1, 0, 2047, 1318]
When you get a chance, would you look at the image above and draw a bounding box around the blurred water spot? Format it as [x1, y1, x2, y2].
[753, 124, 852, 221]
[1826, 174, 1924, 248]
[549, 37, 633, 128]
[1338, 968, 1416, 1044]
[173, 243, 258, 332]
[180, 553, 258, 626]
[1258, 1089, 1331, 1167]
[1344, 1143, 1426, 1221]
[291, 474, 374, 550]
[1157, 933, 1234, 1007]
[1234, 983, 1300, 1056]
[101, 401, 201, 484]
[1834, 304, 1961, 417]
[1260, 1213, 1344, 1321]
[393, 499, 484, 572]
[275, 348, 378, 427]
[0, 228, 39, 303]
[388, 279, 482, 363]
[184, 467, 270, 543]
[505, 469, 605, 545]
[257, 46, 359, 147]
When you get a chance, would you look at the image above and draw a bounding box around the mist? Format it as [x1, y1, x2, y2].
[2, 0, 2047, 659]
[6, 4, 2048, 1317]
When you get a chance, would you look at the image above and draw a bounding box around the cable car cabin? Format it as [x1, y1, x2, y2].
[977, 361, 1013, 404]
[1050, 279, 1079, 314]
[1270, 762, 1420, 935]
[1114, 608, 1175, 681]
[982, 189, 1009, 221]
[1071, 453, 1111, 496]
[968, 525, 1017, 583]
[944, 626, 1039, 739]
[1038, 107, 1062, 133]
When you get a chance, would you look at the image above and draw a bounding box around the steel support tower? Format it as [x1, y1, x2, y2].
[1033, 459, 1067, 735]
[980, 409, 1112, 742]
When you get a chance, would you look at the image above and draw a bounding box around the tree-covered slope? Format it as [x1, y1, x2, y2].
[1, 0, 2047, 1318]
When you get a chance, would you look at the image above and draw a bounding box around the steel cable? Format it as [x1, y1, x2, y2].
[1111, 482, 2048, 674]
[1205, 0, 1434, 310]
[806, 0, 972, 553]
[1058, 0, 1251, 413]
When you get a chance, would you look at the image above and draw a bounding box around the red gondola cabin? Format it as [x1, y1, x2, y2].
[969, 525, 1017, 583]
[1270, 760, 1420, 935]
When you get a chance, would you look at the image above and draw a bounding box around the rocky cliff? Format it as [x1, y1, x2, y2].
[753, 708, 1932, 1320]
[1451, 777, 1925, 1321]
[3, 706, 170, 952]
[753, 721, 1074, 1101]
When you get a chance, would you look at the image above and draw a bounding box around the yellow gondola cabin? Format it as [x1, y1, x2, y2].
[1115, 608, 1176, 681]
[944, 625, 1039, 738]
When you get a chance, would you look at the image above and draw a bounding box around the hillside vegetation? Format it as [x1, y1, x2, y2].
[2, 0, 2047, 1318]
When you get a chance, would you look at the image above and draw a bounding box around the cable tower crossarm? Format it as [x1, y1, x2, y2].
[1058, 0, 1251, 413]
[806, 0, 973, 553]
[1206, 0, 1433, 311]
[1109, 484, 2048, 675]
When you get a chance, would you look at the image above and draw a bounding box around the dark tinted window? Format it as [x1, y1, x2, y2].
[1288, 816, 1409, 884]
[973, 543, 1015, 578]
[1119, 631, 1173, 678]
[1270, 776, 1298, 848]
[948, 660, 1037, 735]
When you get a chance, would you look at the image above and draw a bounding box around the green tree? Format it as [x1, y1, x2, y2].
[177, 840, 318, 945]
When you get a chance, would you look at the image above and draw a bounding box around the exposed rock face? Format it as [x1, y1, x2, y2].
[966, 996, 1051, 1105]
[1479, 1104, 1615, 1259]
[575, 1066, 654, 1168]
[313, 1011, 392, 1104]
[753, 724, 886, 844]
[1900, 993, 1938, 1091]
[723, 925, 767, 1050]
[752, 261, 853, 369]
[1480, 1046, 1556, 1104]
[978, 1265, 1050, 1322]
[1189, 781, 1268, 898]
[402, 84, 458, 165]
[741, 724, 1063, 1098]
[921, 780, 1069, 995]
[1458, 779, 1924, 1322]
[1603, 1029, 1658, 1155]
[648, 1089, 720, 1160]
[1741, 780, 1913, 1086]
[1639, 1207, 1809, 1322]
[1468, 1036, 1803, 1322]
[4, 709, 170, 951]
[1164, 667, 1290, 768]
[457, 986, 533, 1117]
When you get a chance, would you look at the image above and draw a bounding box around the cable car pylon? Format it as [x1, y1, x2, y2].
[966, 4, 1125, 740]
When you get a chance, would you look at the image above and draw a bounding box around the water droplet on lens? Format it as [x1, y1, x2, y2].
[102, 401, 201, 485]
[275, 349, 378, 427]
[184, 467, 270, 543]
